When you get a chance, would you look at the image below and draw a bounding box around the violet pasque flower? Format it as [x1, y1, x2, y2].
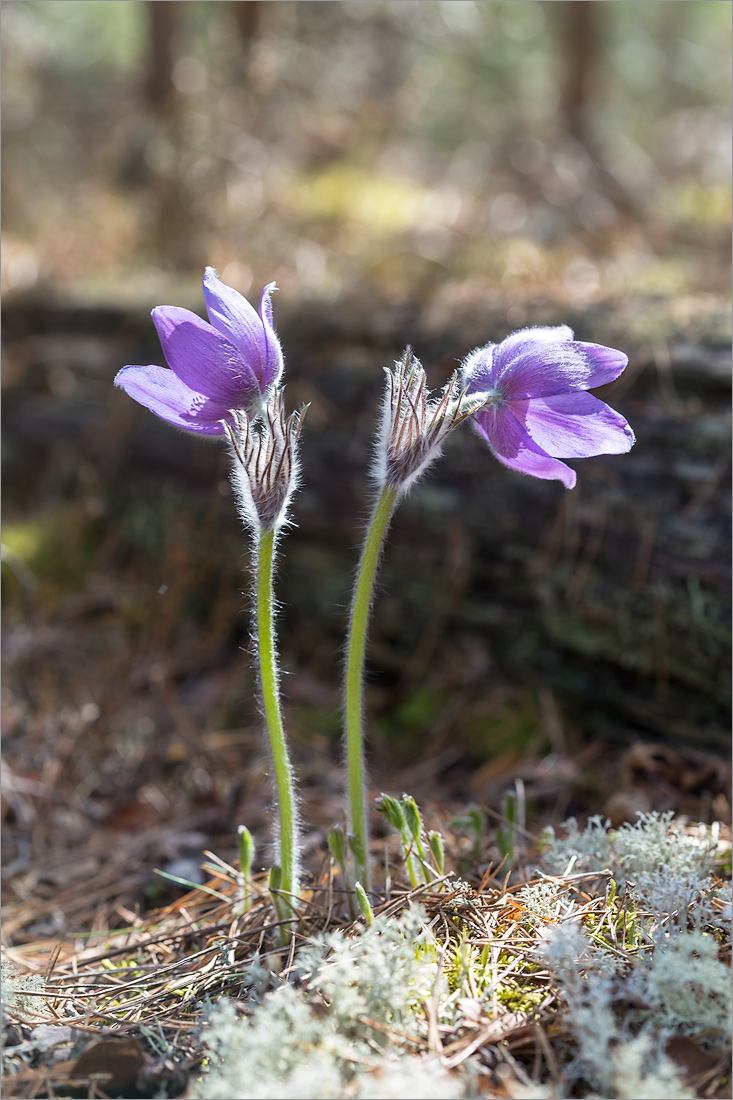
[462, 325, 634, 489]
[115, 267, 283, 434]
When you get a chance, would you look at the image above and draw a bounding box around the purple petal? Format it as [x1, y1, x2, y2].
[474, 405, 577, 489]
[513, 392, 635, 458]
[202, 268, 274, 383]
[462, 344, 495, 394]
[462, 327, 574, 394]
[259, 281, 276, 329]
[493, 333, 628, 399]
[493, 326, 575, 362]
[152, 306, 260, 405]
[574, 341, 630, 387]
[115, 365, 231, 435]
[258, 282, 285, 390]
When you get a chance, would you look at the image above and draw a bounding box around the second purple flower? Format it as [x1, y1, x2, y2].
[462, 325, 635, 489]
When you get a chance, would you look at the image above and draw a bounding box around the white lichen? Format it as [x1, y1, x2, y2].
[533, 815, 730, 1098]
[633, 868, 718, 932]
[296, 904, 441, 1033]
[193, 906, 463, 1100]
[1, 962, 45, 1025]
[192, 815, 729, 1100]
[518, 879, 578, 926]
[538, 815, 612, 877]
[628, 930, 732, 1049]
[614, 812, 717, 879]
[539, 812, 717, 884]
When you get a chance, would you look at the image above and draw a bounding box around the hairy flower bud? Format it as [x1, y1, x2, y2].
[428, 830, 445, 875]
[374, 347, 487, 495]
[354, 881, 374, 926]
[400, 794, 423, 843]
[236, 825, 256, 915]
[238, 825, 255, 879]
[327, 825, 348, 868]
[227, 389, 306, 533]
[376, 793, 407, 833]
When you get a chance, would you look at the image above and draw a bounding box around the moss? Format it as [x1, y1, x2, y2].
[496, 985, 546, 1013]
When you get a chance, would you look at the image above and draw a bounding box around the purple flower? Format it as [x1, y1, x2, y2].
[462, 326, 634, 489]
[115, 267, 284, 434]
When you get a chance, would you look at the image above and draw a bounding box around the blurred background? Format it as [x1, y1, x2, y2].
[2, 1, 731, 937]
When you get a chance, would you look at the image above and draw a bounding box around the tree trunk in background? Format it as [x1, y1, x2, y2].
[562, 0, 596, 142]
[142, 2, 204, 270]
[559, 1, 639, 217]
[146, 1, 181, 115]
[233, 1, 263, 57]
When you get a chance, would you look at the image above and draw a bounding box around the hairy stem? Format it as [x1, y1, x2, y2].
[344, 484, 399, 892]
[256, 527, 299, 913]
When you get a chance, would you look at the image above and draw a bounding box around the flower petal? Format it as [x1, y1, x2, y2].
[462, 328, 575, 393]
[493, 333, 628, 399]
[514, 392, 635, 458]
[152, 306, 259, 405]
[258, 282, 285, 390]
[574, 341, 629, 387]
[202, 267, 274, 381]
[462, 344, 495, 394]
[495, 326, 576, 358]
[115, 365, 231, 435]
[474, 405, 577, 489]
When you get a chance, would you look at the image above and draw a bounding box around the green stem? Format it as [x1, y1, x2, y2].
[256, 527, 299, 911]
[345, 484, 399, 892]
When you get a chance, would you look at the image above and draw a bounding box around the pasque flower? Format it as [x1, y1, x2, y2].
[462, 325, 634, 489]
[115, 267, 283, 434]
[115, 267, 301, 925]
[345, 348, 486, 894]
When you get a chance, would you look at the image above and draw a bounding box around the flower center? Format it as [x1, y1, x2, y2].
[476, 387, 505, 409]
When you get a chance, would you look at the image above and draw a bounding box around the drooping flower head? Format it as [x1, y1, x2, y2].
[227, 390, 307, 534]
[115, 267, 284, 434]
[462, 326, 634, 489]
[375, 347, 487, 496]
